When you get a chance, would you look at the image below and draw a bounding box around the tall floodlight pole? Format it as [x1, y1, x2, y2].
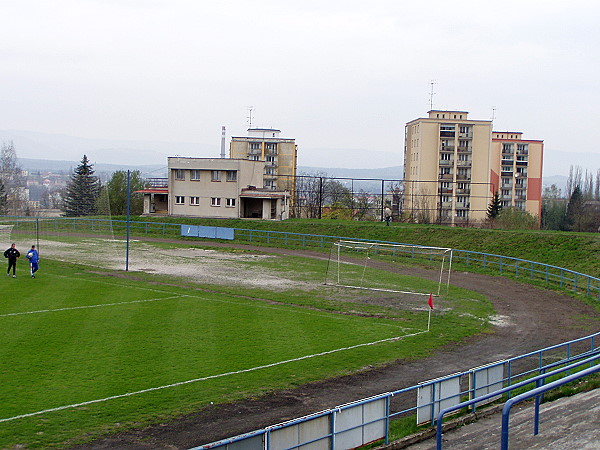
[126, 170, 131, 271]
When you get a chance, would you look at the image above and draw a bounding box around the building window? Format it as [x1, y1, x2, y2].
[265, 167, 275, 175]
[502, 143, 514, 153]
[211, 170, 221, 181]
[250, 142, 261, 150]
[190, 196, 200, 206]
[226, 170, 237, 182]
[266, 155, 275, 164]
[249, 155, 260, 161]
[456, 210, 467, 217]
[211, 197, 221, 206]
[226, 198, 236, 207]
[190, 169, 201, 181]
[265, 143, 277, 153]
[440, 152, 452, 160]
[174, 169, 185, 180]
[175, 196, 185, 204]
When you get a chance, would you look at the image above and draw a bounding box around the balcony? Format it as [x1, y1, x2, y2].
[456, 174, 471, 180]
[456, 160, 471, 167]
[440, 131, 455, 138]
[457, 146, 471, 153]
[502, 158, 514, 165]
[455, 202, 470, 209]
[438, 201, 453, 209]
[438, 187, 453, 194]
[456, 188, 471, 194]
[501, 171, 514, 177]
[458, 132, 473, 138]
[516, 160, 528, 166]
[440, 145, 455, 152]
[439, 159, 454, 166]
[439, 173, 453, 180]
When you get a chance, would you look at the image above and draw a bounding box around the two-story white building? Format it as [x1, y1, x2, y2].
[139, 157, 290, 220]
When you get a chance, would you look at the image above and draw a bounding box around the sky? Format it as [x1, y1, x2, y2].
[1, 0, 599, 170]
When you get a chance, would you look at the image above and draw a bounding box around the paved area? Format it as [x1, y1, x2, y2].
[405, 389, 600, 449]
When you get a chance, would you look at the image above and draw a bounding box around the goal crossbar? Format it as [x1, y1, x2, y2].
[326, 240, 453, 296]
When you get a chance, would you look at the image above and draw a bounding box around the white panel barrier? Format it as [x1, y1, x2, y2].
[469, 362, 505, 407]
[417, 374, 462, 425]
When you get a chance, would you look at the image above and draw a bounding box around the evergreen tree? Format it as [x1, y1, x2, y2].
[564, 185, 585, 231]
[63, 155, 101, 217]
[486, 192, 502, 220]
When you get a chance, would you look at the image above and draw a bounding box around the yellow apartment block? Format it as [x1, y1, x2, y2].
[404, 110, 543, 226]
[230, 128, 298, 193]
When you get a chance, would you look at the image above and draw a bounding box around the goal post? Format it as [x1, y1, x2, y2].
[325, 240, 452, 297]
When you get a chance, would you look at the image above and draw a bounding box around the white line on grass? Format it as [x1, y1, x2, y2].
[0, 295, 185, 318]
[52, 274, 408, 329]
[0, 329, 428, 424]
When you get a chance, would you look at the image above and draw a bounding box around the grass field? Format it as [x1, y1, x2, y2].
[0, 235, 493, 448]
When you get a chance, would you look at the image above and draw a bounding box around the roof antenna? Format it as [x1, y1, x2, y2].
[429, 80, 436, 110]
[247, 106, 254, 129]
[491, 106, 496, 121]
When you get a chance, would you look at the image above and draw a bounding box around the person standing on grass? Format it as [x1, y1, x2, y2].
[4, 243, 20, 278]
[384, 207, 392, 226]
[26, 245, 39, 278]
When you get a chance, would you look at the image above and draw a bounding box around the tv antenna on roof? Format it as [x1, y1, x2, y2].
[247, 106, 254, 129]
[491, 106, 496, 121]
[429, 80, 436, 110]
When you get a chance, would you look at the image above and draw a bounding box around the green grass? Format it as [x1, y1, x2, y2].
[6, 216, 599, 276]
[0, 252, 492, 448]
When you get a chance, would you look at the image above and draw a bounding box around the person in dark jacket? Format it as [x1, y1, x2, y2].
[4, 243, 20, 278]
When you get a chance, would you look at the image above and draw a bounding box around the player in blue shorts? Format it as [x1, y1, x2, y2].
[26, 245, 39, 278]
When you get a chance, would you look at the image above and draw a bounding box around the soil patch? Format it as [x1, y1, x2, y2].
[53, 240, 599, 449]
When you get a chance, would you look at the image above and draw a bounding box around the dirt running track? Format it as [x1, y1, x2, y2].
[72, 243, 600, 449]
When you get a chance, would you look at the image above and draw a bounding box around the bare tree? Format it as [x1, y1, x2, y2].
[0, 141, 27, 215]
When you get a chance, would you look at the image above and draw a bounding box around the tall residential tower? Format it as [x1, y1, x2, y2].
[403, 110, 543, 225]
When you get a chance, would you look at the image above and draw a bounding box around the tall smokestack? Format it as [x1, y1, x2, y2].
[220, 126, 226, 158]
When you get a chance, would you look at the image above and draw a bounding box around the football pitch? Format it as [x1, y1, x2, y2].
[0, 241, 492, 448]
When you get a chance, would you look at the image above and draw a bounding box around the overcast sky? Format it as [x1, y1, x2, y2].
[1, 0, 599, 168]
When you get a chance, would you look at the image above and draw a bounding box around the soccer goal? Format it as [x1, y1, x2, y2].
[325, 240, 452, 296]
[0, 224, 14, 244]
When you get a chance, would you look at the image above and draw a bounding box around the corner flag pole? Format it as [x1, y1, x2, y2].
[427, 293, 434, 331]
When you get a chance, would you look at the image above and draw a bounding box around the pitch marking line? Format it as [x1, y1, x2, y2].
[0, 295, 185, 318]
[0, 329, 428, 424]
[51, 274, 409, 329]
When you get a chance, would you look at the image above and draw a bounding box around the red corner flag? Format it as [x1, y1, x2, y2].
[428, 293, 434, 310]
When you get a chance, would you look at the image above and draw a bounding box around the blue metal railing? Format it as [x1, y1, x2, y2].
[196, 333, 600, 449]
[435, 352, 600, 449]
[500, 364, 600, 450]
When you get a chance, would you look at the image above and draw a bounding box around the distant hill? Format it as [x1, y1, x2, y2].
[298, 166, 403, 180]
[19, 158, 167, 178]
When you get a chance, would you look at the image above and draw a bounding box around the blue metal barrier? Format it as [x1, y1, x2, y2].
[435, 352, 600, 449]
[500, 364, 600, 450]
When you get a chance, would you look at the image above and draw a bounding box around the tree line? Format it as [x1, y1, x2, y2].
[0, 143, 147, 217]
[1, 141, 598, 232]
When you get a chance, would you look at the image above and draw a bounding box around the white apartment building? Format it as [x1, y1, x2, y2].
[139, 157, 290, 220]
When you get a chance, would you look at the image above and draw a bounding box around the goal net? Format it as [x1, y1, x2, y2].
[325, 240, 452, 296]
